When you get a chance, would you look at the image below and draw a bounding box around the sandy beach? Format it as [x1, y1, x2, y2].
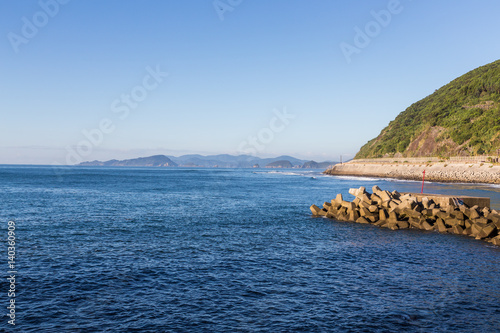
[325, 160, 500, 184]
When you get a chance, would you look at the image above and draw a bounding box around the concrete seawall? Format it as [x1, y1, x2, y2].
[325, 161, 500, 184]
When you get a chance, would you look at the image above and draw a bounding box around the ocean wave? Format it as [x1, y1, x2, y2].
[385, 177, 424, 184]
[331, 175, 381, 182]
[255, 170, 319, 177]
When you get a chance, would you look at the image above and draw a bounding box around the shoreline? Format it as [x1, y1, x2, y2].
[324, 161, 500, 185]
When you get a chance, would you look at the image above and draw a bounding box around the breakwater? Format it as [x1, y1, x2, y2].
[310, 185, 500, 245]
[325, 161, 500, 184]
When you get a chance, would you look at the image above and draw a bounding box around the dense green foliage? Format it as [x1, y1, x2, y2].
[356, 60, 500, 158]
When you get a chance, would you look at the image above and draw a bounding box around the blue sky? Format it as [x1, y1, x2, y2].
[1, 0, 500, 165]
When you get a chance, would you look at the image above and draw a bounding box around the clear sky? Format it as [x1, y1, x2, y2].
[1, 0, 500, 165]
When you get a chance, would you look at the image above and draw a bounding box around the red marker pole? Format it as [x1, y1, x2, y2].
[421, 170, 426, 194]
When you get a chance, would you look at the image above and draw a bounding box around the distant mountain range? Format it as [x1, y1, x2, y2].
[79, 154, 336, 169]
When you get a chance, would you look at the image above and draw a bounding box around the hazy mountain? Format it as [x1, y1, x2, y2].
[301, 161, 335, 169]
[79, 154, 337, 168]
[79, 155, 177, 167]
[264, 160, 293, 168]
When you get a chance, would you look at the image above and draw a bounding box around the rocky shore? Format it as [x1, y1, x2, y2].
[325, 161, 500, 184]
[310, 186, 500, 246]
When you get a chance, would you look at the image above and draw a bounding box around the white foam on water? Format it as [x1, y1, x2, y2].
[331, 175, 381, 182]
[258, 170, 319, 177]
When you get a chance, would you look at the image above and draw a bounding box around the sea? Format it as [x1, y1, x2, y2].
[1, 165, 499, 332]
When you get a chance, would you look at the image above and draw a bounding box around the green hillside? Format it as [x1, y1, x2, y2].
[356, 60, 500, 159]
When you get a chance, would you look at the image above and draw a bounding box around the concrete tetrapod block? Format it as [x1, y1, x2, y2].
[421, 220, 435, 231]
[334, 193, 343, 206]
[436, 218, 448, 233]
[349, 209, 360, 222]
[488, 213, 500, 225]
[436, 211, 448, 220]
[379, 190, 392, 203]
[444, 218, 460, 227]
[392, 198, 403, 205]
[391, 190, 401, 199]
[453, 211, 465, 220]
[310, 205, 322, 215]
[413, 204, 423, 213]
[358, 200, 371, 209]
[379, 209, 388, 221]
[421, 197, 429, 209]
[349, 186, 366, 198]
[475, 217, 489, 225]
[389, 201, 399, 210]
[386, 222, 399, 230]
[482, 207, 491, 218]
[478, 224, 497, 239]
[464, 220, 472, 229]
[431, 208, 441, 216]
[492, 220, 500, 230]
[396, 221, 410, 229]
[328, 205, 338, 214]
[388, 211, 399, 223]
[356, 217, 370, 224]
[400, 194, 413, 202]
[409, 217, 421, 229]
[468, 209, 480, 220]
[471, 223, 484, 237]
[359, 207, 370, 217]
[451, 225, 464, 235]
[331, 199, 341, 209]
[341, 201, 356, 211]
[490, 236, 500, 246]
[371, 194, 382, 205]
[402, 208, 421, 220]
[360, 193, 372, 205]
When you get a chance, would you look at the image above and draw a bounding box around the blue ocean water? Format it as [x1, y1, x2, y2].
[1, 166, 500, 332]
